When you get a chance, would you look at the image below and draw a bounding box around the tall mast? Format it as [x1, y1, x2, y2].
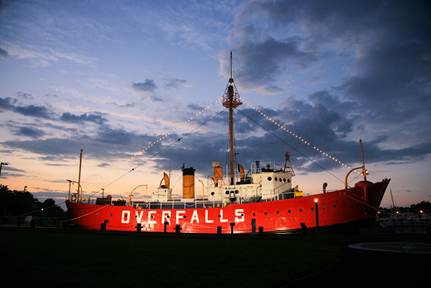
[77, 149, 83, 201]
[222, 52, 242, 185]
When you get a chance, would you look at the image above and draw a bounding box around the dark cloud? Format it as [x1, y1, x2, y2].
[132, 79, 157, 92]
[235, 37, 316, 88]
[60, 112, 107, 125]
[187, 104, 203, 111]
[0, 165, 26, 178]
[225, 0, 431, 163]
[16, 91, 33, 99]
[0, 47, 7, 58]
[2, 94, 430, 177]
[165, 78, 187, 88]
[13, 126, 45, 138]
[0, 97, 52, 119]
[2, 126, 159, 160]
[131, 80, 163, 101]
[97, 162, 110, 167]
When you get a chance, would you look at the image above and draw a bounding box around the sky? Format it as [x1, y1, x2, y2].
[0, 0, 430, 208]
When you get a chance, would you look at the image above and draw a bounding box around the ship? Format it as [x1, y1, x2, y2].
[66, 53, 390, 234]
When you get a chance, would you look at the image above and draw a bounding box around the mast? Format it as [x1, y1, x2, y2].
[222, 52, 242, 185]
[77, 149, 83, 201]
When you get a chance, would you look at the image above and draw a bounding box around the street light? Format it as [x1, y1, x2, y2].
[0, 162, 9, 177]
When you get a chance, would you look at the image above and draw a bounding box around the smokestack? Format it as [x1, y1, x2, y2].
[182, 167, 195, 199]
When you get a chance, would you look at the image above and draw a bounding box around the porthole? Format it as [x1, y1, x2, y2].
[299, 209, 303, 212]
[333, 204, 336, 208]
[276, 211, 280, 214]
[288, 210, 291, 213]
[235, 190, 239, 194]
[252, 213, 256, 216]
[264, 212, 268, 215]
[287, 179, 291, 183]
[211, 192, 215, 196]
[225, 191, 229, 195]
[275, 177, 278, 181]
[267, 176, 272, 181]
[283, 178, 286, 182]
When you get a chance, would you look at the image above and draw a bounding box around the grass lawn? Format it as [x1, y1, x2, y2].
[2, 228, 341, 287]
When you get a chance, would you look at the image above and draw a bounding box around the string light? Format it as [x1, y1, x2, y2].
[242, 98, 355, 171]
[102, 98, 220, 189]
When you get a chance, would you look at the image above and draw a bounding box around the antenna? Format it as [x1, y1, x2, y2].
[230, 51, 233, 79]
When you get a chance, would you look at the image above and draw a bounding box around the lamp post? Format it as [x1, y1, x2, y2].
[0, 162, 8, 177]
[314, 198, 319, 236]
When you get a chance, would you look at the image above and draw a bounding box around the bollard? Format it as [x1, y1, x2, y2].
[314, 198, 319, 237]
[100, 222, 106, 231]
[30, 219, 36, 229]
[251, 218, 256, 235]
[136, 223, 142, 233]
[164, 221, 169, 233]
[175, 224, 181, 234]
[258, 226, 264, 234]
[230, 222, 235, 235]
[217, 226, 222, 235]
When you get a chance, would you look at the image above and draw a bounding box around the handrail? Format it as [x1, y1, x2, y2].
[345, 166, 363, 189]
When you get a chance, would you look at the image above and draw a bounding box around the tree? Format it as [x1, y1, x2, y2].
[0, 185, 65, 217]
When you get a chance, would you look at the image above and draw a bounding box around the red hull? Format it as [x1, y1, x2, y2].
[67, 179, 389, 234]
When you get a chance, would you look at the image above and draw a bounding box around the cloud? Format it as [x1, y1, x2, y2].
[0, 165, 26, 178]
[2, 126, 159, 160]
[97, 162, 110, 168]
[13, 126, 45, 138]
[132, 80, 158, 93]
[1, 97, 108, 126]
[165, 78, 187, 88]
[60, 112, 107, 125]
[131, 80, 162, 102]
[223, 0, 431, 156]
[2, 42, 93, 67]
[225, 37, 316, 90]
[16, 91, 33, 99]
[0, 47, 8, 58]
[0, 97, 53, 119]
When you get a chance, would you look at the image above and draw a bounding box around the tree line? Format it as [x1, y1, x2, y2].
[0, 184, 65, 218]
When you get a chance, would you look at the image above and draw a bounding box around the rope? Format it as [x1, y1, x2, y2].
[67, 205, 108, 221]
